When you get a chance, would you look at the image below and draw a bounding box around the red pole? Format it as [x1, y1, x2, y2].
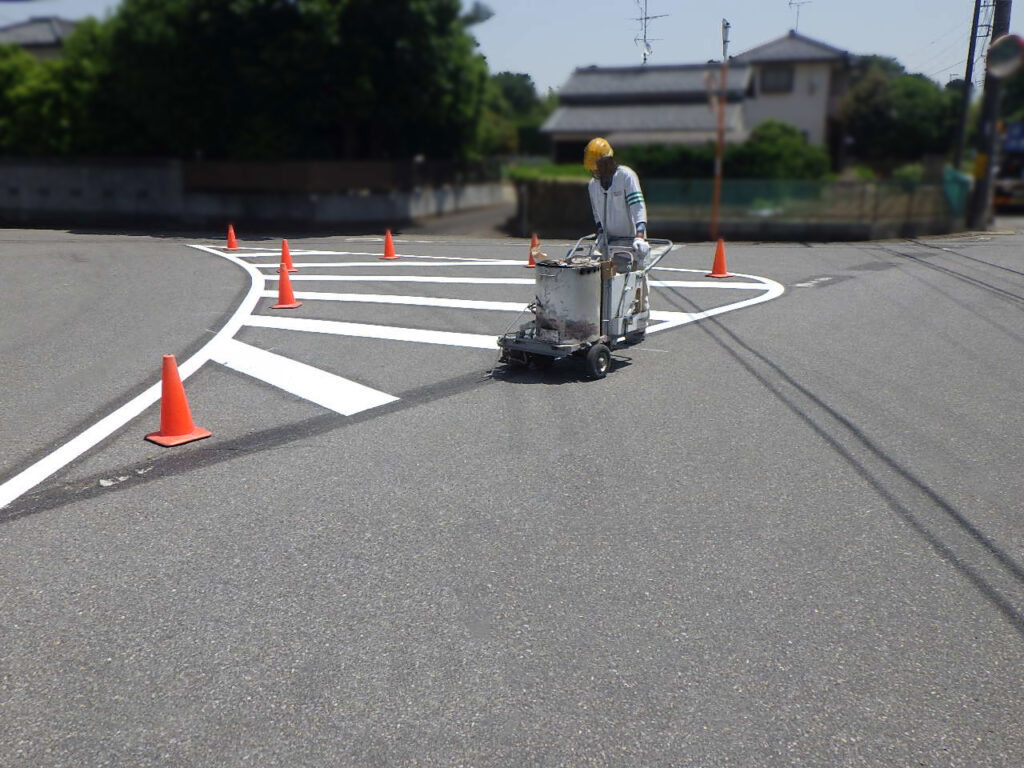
[711, 61, 728, 240]
[710, 20, 731, 241]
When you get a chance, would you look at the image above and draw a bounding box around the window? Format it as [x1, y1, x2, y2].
[761, 65, 795, 94]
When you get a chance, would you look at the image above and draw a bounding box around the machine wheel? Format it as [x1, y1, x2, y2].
[584, 344, 611, 379]
[624, 330, 646, 345]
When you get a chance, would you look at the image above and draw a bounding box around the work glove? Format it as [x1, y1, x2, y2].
[633, 237, 650, 263]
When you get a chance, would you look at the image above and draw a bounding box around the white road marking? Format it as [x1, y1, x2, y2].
[267, 275, 536, 285]
[210, 338, 397, 415]
[646, 269, 784, 334]
[1, 247, 783, 511]
[793, 276, 834, 288]
[650, 280, 767, 290]
[264, 291, 528, 312]
[0, 245, 264, 510]
[257, 260, 527, 268]
[235, 250, 511, 262]
[245, 315, 500, 349]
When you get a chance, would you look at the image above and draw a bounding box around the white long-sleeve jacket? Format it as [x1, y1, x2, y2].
[587, 166, 647, 240]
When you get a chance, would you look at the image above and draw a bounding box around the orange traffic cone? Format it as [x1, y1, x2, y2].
[272, 261, 302, 309]
[279, 239, 297, 273]
[706, 238, 733, 278]
[379, 230, 398, 260]
[145, 355, 212, 447]
[525, 233, 539, 268]
[227, 224, 239, 251]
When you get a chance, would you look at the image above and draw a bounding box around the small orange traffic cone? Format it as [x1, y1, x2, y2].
[706, 238, 733, 278]
[279, 239, 297, 273]
[379, 230, 398, 260]
[272, 261, 302, 309]
[145, 355, 212, 447]
[227, 224, 239, 251]
[525, 233, 539, 268]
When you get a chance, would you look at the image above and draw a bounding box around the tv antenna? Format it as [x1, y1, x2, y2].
[789, 0, 812, 31]
[633, 0, 667, 64]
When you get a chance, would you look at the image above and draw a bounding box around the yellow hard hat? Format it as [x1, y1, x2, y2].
[583, 137, 613, 171]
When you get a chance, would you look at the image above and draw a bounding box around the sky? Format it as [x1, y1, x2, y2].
[0, 0, 1011, 94]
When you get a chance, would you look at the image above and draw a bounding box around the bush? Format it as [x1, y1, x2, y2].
[615, 120, 830, 180]
[725, 120, 830, 179]
[892, 162, 923, 190]
[617, 144, 714, 178]
[506, 163, 589, 181]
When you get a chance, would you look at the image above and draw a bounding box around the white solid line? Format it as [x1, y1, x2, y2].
[210, 338, 397, 415]
[647, 272, 785, 335]
[261, 291, 528, 312]
[245, 315, 499, 349]
[0, 245, 264, 510]
[233, 250, 512, 262]
[266, 275, 535, 285]
[257, 260, 526, 269]
[650, 280, 767, 290]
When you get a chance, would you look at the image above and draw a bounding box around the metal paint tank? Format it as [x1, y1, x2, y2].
[534, 260, 602, 345]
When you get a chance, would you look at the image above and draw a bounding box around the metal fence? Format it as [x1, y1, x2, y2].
[643, 177, 969, 223]
[516, 174, 972, 240]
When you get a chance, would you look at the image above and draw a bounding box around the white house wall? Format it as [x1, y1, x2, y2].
[743, 61, 835, 145]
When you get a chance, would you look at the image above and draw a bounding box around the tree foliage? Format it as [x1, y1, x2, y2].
[727, 120, 830, 178]
[0, 44, 47, 153]
[618, 120, 829, 180]
[1001, 67, 1024, 122]
[840, 62, 958, 169]
[482, 71, 555, 155]
[0, 0, 493, 160]
[849, 54, 906, 82]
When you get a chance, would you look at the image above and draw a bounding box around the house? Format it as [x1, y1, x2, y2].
[0, 17, 78, 60]
[732, 30, 852, 157]
[541, 63, 752, 164]
[541, 30, 852, 164]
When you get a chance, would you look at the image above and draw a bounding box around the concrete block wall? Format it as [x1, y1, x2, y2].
[0, 159, 512, 230]
[512, 178, 963, 242]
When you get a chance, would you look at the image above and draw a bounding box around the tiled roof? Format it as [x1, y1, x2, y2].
[0, 17, 77, 47]
[558, 64, 752, 103]
[731, 30, 849, 64]
[541, 102, 744, 136]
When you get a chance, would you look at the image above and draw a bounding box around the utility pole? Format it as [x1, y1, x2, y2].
[710, 19, 730, 241]
[967, 0, 1013, 230]
[953, 0, 985, 170]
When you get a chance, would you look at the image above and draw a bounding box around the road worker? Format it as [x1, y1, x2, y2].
[583, 137, 651, 331]
[583, 137, 650, 265]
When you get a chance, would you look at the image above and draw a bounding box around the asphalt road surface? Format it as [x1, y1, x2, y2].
[1, 222, 1022, 767]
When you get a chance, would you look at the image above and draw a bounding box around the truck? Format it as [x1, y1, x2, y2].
[994, 121, 1024, 211]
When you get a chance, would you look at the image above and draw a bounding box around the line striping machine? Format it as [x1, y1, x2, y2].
[498, 234, 672, 379]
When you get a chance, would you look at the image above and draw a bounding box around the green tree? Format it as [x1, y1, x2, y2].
[726, 119, 830, 178]
[0, 44, 42, 152]
[849, 54, 906, 82]
[476, 76, 517, 155]
[15, 19, 114, 156]
[483, 71, 556, 155]
[1000, 67, 1024, 122]
[77, 0, 488, 159]
[840, 68, 956, 169]
[492, 72, 539, 116]
[887, 75, 958, 156]
[617, 143, 713, 179]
